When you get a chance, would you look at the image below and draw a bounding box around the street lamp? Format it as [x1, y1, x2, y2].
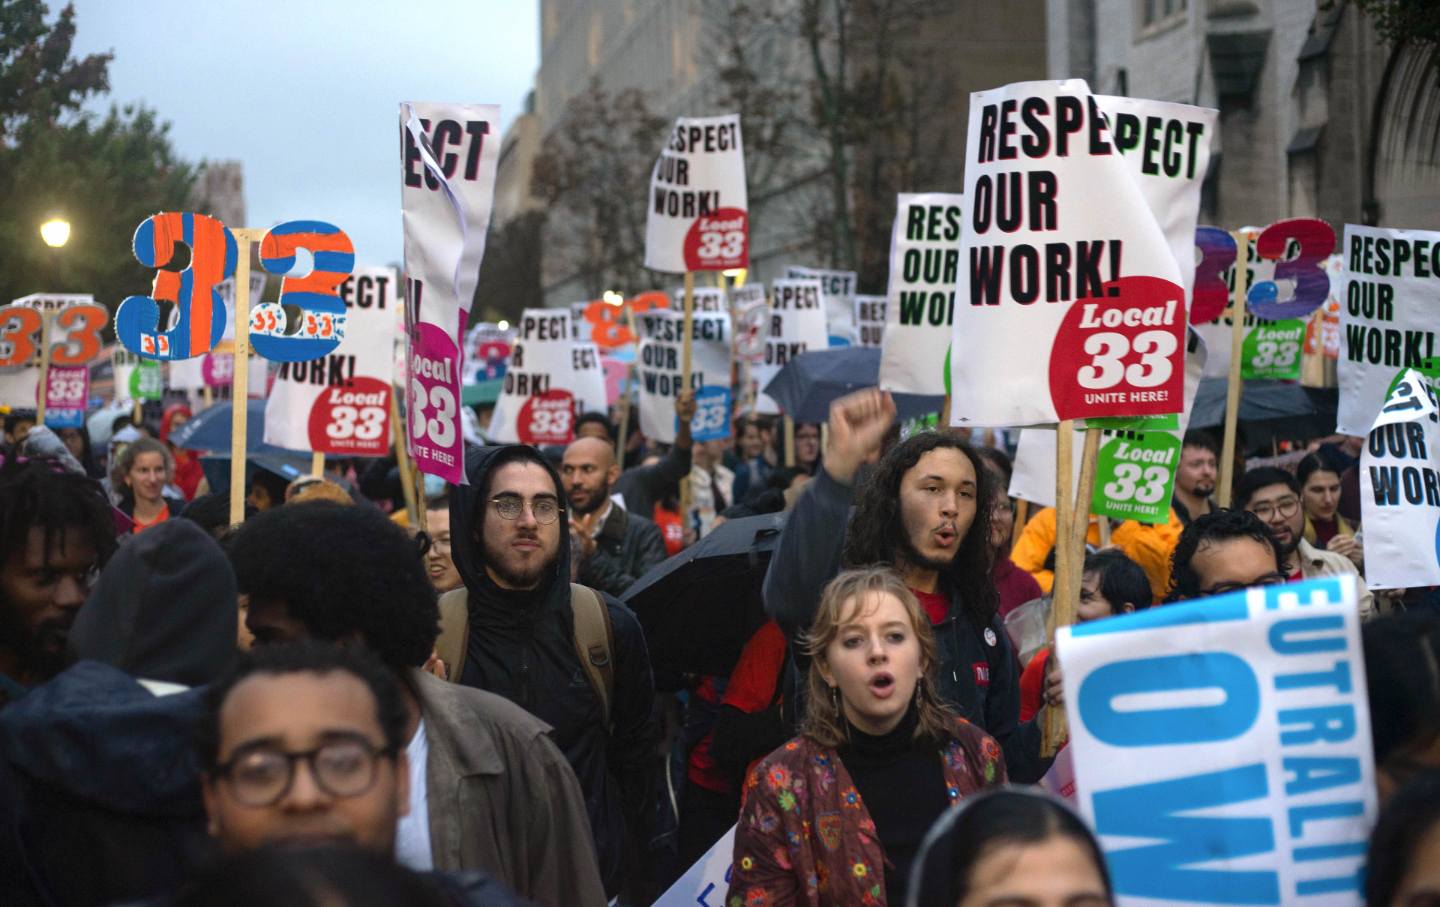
[40, 218, 71, 248]
[602, 290, 624, 306]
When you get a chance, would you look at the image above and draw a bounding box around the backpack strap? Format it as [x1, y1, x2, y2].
[435, 588, 470, 682]
[570, 583, 615, 731]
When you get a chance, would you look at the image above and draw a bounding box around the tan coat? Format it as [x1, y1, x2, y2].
[411, 669, 607, 907]
[1296, 539, 1376, 619]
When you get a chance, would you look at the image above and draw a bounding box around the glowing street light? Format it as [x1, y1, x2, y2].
[602, 290, 624, 306]
[40, 218, 71, 248]
[496, 319, 510, 331]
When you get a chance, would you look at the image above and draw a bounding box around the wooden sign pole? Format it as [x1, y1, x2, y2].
[783, 415, 796, 467]
[391, 391, 420, 525]
[34, 310, 53, 425]
[311, 450, 325, 477]
[228, 228, 263, 526]
[614, 304, 639, 465]
[1217, 233, 1250, 508]
[680, 271, 696, 516]
[1042, 419, 1076, 757]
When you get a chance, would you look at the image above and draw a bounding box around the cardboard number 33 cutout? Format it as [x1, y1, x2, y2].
[114, 212, 353, 363]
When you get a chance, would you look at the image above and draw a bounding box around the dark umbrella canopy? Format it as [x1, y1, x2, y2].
[762, 347, 945, 423]
[168, 399, 305, 457]
[1188, 378, 1339, 447]
[622, 511, 786, 676]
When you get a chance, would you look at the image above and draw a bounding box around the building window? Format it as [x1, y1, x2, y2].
[1141, 0, 1186, 29]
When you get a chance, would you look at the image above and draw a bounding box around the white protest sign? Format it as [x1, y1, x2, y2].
[670, 285, 728, 314]
[754, 279, 828, 414]
[787, 266, 857, 347]
[400, 101, 500, 482]
[569, 302, 591, 341]
[1337, 224, 1440, 436]
[215, 273, 269, 341]
[487, 309, 580, 445]
[10, 292, 95, 311]
[1359, 368, 1440, 588]
[636, 309, 730, 444]
[571, 340, 608, 416]
[879, 193, 963, 394]
[652, 826, 735, 907]
[462, 321, 514, 385]
[731, 284, 769, 364]
[854, 294, 886, 348]
[264, 266, 398, 456]
[1059, 576, 1376, 907]
[951, 80, 1188, 428]
[645, 114, 748, 274]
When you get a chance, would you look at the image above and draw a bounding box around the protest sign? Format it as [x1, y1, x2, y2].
[754, 278, 827, 415]
[1338, 224, 1440, 435]
[41, 366, 87, 428]
[462, 321, 514, 384]
[1059, 576, 1376, 907]
[653, 826, 735, 907]
[487, 309, 580, 445]
[878, 193, 963, 394]
[264, 266, 397, 457]
[951, 80, 1189, 427]
[400, 101, 500, 482]
[671, 285, 728, 315]
[787, 266, 857, 347]
[112, 348, 164, 402]
[1240, 319, 1306, 380]
[645, 114, 747, 274]
[0, 300, 107, 420]
[854, 294, 886, 348]
[731, 284, 768, 363]
[636, 308, 731, 443]
[1305, 255, 1343, 362]
[571, 340, 608, 416]
[1359, 368, 1440, 588]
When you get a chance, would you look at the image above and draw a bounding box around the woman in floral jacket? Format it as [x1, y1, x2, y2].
[728, 567, 1006, 907]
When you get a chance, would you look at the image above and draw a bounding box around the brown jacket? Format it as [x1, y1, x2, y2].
[411, 669, 607, 907]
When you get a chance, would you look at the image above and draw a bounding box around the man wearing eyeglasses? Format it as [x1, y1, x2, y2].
[1238, 467, 1374, 617]
[1167, 508, 1290, 601]
[446, 444, 658, 901]
[197, 642, 528, 905]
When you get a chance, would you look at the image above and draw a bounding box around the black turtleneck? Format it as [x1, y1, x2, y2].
[837, 702, 949, 906]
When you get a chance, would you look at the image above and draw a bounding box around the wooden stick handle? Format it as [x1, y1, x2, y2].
[1043, 419, 1076, 757]
[229, 229, 263, 527]
[1218, 232, 1250, 509]
[35, 310, 52, 424]
[392, 390, 420, 526]
[311, 450, 325, 477]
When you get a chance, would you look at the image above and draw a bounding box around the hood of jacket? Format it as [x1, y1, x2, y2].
[450, 444, 572, 604]
[0, 660, 207, 816]
[160, 403, 192, 444]
[69, 517, 238, 687]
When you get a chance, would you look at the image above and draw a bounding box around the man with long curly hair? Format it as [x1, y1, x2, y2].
[763, 390, 1053, 782]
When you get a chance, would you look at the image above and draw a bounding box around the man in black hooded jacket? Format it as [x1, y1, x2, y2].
[448, 443, 658, 898]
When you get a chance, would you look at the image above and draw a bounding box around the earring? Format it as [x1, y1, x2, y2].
[830, 685, 840, 715]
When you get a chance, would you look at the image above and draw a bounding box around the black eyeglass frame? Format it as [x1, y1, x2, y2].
[212, 733, 398, 808]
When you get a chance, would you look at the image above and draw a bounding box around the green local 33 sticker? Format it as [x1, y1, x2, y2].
[1093, 430, 1181, 525]
[130, 360, 164, 400]
[1241, 319, 1306, 381]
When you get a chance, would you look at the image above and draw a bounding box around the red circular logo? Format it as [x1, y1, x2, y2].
[1048, 276, 1186, 421]
[517, 389, 576, 445]
[682, 207, 749, 271]
[307, 375, 391, 456]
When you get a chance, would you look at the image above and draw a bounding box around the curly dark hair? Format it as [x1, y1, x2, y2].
[196, 640, 407, 772]
[1167, 508, 1283, 601]
[841, 432, 997, 623]
[0, 456, 117, 576]
[227, 502, 438, 670]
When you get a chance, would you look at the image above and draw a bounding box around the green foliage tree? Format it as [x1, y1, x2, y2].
[0, 1, 195, 307]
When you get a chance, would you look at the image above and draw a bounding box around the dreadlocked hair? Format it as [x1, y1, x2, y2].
[0, 456, 117, 571]
[841, 431, 998, 624]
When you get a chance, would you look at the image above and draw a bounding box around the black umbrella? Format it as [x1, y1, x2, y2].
[762, 347, 945, 423]
[169, 399, 306, 457]
[1189, 378, 1338, 448]
[622, 511, 786, 676]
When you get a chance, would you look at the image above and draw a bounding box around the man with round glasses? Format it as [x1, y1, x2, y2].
[446, 444, 658, 900]
[1238, 466, 1374, 617]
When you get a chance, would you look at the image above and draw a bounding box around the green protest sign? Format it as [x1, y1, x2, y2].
[131, 360, 163, 400]
[1240, 319, 1305, 380]
[1092, 429, 1180, 524]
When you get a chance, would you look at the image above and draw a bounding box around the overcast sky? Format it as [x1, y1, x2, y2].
[69, 0, 539, 267]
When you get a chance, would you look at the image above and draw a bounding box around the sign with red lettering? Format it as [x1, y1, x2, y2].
[265, 266, 397, 456]
[645, 114, 748, 274]
[488, 309, 583, 444]
[401, 101, 500, 482]
[951, 81, 1200, 426]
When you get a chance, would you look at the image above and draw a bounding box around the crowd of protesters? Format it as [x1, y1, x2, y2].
[1, 387, 1438, 907]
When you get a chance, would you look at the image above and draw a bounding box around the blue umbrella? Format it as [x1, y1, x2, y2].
[168, 399, 306, 457]
[761, 347, 945, 423]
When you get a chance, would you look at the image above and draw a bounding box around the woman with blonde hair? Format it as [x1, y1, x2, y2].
[728, 567, 1005, 906]
[111, 436, 185, 534]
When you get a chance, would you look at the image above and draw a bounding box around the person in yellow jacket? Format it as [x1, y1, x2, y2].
[1011, 505, 1180, 605]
